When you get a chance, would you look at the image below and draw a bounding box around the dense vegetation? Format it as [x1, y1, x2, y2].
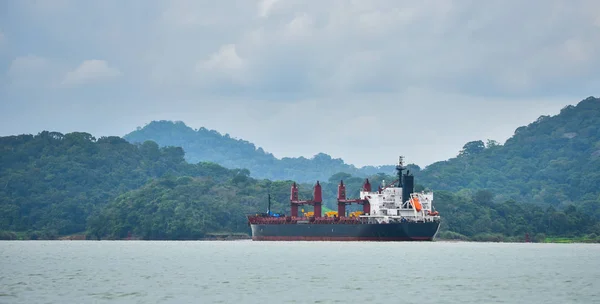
[0, 131, 308, 239]
[1, 96, 599, 242]
[87, 176, 297, 240]
[86, 172, 599, 242]
[124, 121, 394, 183]
[414, 97, 600, 214]
[123, 97, 600, 214]
[434, 189, 599, 242]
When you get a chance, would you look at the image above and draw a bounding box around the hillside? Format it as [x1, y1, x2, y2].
[0, 131, 310, 239]
[0, 132, 194, 237]
[91, 174, 599, 242]
[123, 121, 395, 182]
[1, 129, 598, 241]
[86, 176, 299, 240]
[123, 97, 600, 217]
[415, 96, 600, 216]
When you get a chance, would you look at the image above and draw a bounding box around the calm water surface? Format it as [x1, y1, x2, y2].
[1, 241, 599, 303]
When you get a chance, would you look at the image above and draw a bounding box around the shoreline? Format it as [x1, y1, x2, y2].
[2, 231, 598, 243]
[2, 238, 598, 244]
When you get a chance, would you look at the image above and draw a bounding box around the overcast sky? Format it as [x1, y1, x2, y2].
[1, 1, 599, 167]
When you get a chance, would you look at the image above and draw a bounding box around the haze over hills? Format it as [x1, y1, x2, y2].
[124, 121, 396, 183]
[124, 96, 600, 212]
[2, 94, 593, 204]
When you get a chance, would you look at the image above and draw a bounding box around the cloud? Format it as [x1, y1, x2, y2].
[5, 0, 600, 96]
[195, 44, 248, 87]
[1, 0, 599, 166]
[6, 55, 61, 88]
[62, 60, 121, 86]
[135, 0, 600, 99]
[258, 0, 280, 18]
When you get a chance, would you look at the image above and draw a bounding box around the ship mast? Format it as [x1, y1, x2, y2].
[396, 156, 405, 188]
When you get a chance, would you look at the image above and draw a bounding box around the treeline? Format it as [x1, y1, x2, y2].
[1, 127, 599, 242]
[0, 131, 188, 237]
[86, 173, 600, 242]
[122, 97, 600, 217]
[87, 176, 302, 240]
[414, 96, 600, 210]
[0, 131, 302, 239]
[434, 189, 600, 242]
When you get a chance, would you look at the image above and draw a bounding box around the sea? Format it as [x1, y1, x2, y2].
[1, 241, 599, 304]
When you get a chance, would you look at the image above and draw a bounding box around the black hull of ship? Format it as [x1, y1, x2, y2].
[250, 221, 440, 241]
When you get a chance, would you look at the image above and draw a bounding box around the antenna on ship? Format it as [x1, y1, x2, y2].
[396, 156, 405, 187]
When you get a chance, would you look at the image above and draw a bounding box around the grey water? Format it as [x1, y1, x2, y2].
[1, 241, 599, 304]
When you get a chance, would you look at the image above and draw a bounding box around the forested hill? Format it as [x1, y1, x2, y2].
[415, 96, 600, 210]
[0, 131, 305, 239]
[1, 129, 598, 241]
[123, 121, 394, 182]
[124, 97, 600, 211]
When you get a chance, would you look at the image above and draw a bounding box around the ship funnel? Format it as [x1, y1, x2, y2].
[402, 173, 414, 204]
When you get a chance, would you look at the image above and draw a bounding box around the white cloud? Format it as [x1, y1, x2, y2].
[284, 13, 314, 38]
[62, 60, 121, 86]
[258, 0, 279, 18]
[199, 44, 245, 71]
[195, 44, 248, 86]
[140, 0, 600, 97]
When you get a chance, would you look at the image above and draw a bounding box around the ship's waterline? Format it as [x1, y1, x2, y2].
[251, 221, 440, 241]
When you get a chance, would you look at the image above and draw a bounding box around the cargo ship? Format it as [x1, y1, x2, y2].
[247, 157, 441, 241]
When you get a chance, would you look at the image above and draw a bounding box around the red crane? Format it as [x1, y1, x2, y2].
[336, 179, 371, 217]
[290, 181, 323, 218]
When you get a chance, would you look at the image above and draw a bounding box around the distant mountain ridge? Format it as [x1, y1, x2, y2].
[124, 121, 396, 182]
[1, 96, 599, 240]
[414, 96, 600, 210]
[124, 96, 600, 215]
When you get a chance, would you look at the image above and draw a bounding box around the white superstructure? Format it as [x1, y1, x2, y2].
[358, 157, 440, 224]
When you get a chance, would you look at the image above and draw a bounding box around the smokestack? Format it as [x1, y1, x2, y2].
[402, 174, 414, 204]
